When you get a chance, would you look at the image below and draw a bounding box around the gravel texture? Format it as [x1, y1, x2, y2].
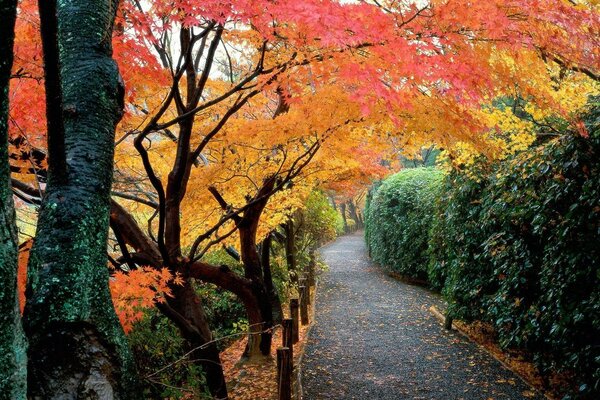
[301, 231, 543, 400]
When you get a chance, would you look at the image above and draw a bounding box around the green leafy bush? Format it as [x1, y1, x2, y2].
[365, 167, 443, 280]
[368, 100, 600, 397]
[430, 101, 600, 397]
[127, 310, 210, 399]
[297, 190, 340, 248]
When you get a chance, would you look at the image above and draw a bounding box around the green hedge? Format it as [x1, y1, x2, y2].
[365, 167, 443, 280]
[433, 132, 600, 397]
[366, 100, 600, 397]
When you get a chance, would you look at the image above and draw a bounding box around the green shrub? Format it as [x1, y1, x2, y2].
[365, 167, 443, 280]
[297, 190, 340, 248]
[428, 165, 499, 318]
[128, 310, 210, 399]
[368, 100, 600, 397]
[430, 100, 600, 397]
[334, 212, 346, 236]
[484, 133, 600, 396]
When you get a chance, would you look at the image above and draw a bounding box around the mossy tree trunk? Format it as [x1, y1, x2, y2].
[0, 0, 27, 397]
[22, 0, 139, 397]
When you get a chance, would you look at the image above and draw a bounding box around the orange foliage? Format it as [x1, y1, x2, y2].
[17, 238, 182, 333]
[109, 267, 183, 333]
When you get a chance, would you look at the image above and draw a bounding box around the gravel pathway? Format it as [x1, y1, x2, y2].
[301, 232, 542, 400]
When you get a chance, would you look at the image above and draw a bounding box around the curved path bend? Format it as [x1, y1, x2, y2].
[301, 232, 542, 400]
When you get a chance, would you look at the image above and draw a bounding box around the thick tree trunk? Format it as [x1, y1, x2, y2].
[0, 0, 27, 397]
[23, 1, 139, 397]
[261, 234, 282, 324]
[164, 281, 228, 399]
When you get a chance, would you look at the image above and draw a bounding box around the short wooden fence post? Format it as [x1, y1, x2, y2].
[290, 298, 300, 344]
[300, 285, 309, 325]
[277, 347, 292, 400]
[282, 318, 293, 361]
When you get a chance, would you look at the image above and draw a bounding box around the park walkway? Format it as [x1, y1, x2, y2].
[301, 231, 542, 400]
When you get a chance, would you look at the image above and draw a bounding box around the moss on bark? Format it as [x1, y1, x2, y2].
[23, 0, 139, 397]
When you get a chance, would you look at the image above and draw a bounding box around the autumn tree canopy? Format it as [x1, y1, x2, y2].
[3, 0, 599, 398]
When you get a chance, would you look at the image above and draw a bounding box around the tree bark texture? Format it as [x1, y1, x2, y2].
[0, 0, 28, 397]
[238, 185, 275, 359]
[261, 234, 283, 324]
[23, 0, 139, 398]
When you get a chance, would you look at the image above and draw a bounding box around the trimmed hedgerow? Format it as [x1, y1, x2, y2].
[365, 167, 443, 280]
[368, 99, 600, 398]
[431, 104, 600, 397]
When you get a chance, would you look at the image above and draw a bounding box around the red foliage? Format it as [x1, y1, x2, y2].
[109, 267, 183, 333]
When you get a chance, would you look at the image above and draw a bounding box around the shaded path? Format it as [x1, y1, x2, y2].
[301, 232, 542, 400]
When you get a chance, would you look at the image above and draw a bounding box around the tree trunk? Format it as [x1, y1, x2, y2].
[0, 0, 27, 397]
[261, 234, 282, 324]
[164, 281, 228, 399]
[340, 203, 349, 233]
[109, 203, 229, 399]
[283, 219, 297, 284]
[236, 179, 277, 360]
[187, 260, 270, 363]
[239, 225, 273, 360]
[23, 1, 139, 397]
[347, 201, 361, 230]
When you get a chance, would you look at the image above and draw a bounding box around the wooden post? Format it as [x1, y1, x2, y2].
[300, 285, 309, 325]
[298, 271, 310, 307]
[282, 318, 293, 361]
[277, 347, 292, 400]
[444, 314, 453, 330]
[290, 298, 300, 344]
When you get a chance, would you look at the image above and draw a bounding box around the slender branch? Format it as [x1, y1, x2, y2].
[111, 191, 158, 208]
[539, 48, 599, 82]
[193, 25, 224, 105]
